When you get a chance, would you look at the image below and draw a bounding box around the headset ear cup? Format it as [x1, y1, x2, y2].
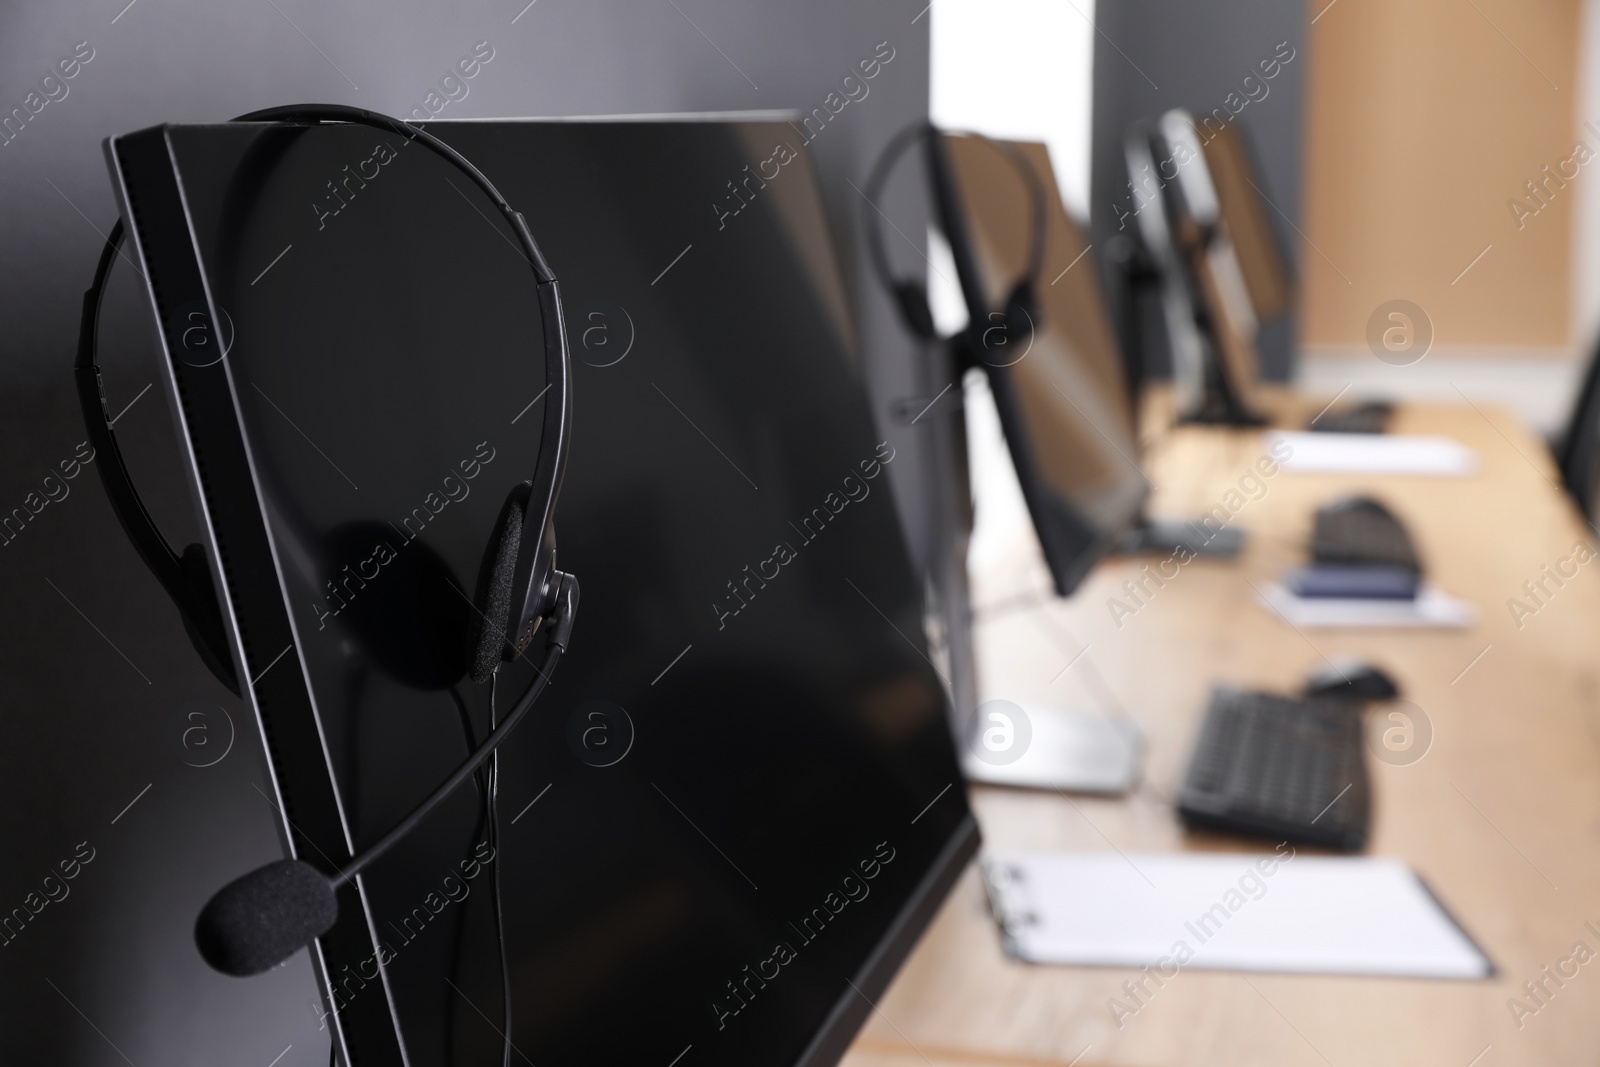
[893, 282, 937, 339]
[1004, 280, 1038, 341]
[467, 483, 531, 683]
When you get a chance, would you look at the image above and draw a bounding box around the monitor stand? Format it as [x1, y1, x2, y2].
[960, 703, 1143, 795]
[1113, 516, 1244, 558]
[1178, 357, 1270, 427]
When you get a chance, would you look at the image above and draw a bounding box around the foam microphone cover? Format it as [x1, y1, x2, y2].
[195, 859, 338, 977]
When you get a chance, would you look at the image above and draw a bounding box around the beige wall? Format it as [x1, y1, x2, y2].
[1301, 0, 1582, 354]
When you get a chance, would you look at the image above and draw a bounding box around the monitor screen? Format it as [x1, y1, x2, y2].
[119, 117, 977, 1066]
[1122, 124, 1210, 416]
[936, 132, 1149, 594]
[1157, 111, 1263, 413]
[1201, 122, 1292, 323]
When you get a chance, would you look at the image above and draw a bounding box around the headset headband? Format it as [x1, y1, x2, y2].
[74, 104, 573, 690]
[862, 122, 1048, 341]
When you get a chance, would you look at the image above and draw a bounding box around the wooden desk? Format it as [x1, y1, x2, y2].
[843, 402, 1600, 1067]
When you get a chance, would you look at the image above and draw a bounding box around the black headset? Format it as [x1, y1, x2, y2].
[862, 122, 1047, 359]
[75, 105, 579, 981]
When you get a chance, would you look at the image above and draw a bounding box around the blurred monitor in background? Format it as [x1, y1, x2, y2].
[936, 131, 1149, 595]
[1201, 121, 1293, 324]
[1154, 109, 1269, 424]
[1122, 122, 1212, 420]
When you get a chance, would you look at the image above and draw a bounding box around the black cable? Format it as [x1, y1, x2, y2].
[444, 677, 511, 1067]
[447, 686, 491, 799]
[446, 685, 490, 1063]
[488, 670, 511, 1067]
[330, 641, 562, 890]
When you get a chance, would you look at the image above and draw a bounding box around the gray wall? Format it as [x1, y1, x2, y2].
[0, 3, 942, 1062]
[1089, 0, 1307, 381]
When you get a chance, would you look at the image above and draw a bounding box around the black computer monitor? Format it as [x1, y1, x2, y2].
[1200, 121, 1292, 324]
[946, 135, 1241, 559]
[107, 115, 978, 1066]
[1558, 335, 1600, 522]
[930, 132, 1149, 594]
[1117, 115, 1262, 427]
[1122, 121, 1212, 420]
[1152, 110, 1267, 425]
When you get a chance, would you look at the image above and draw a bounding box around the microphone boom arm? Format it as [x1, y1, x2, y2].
[331, 570, 577, 889]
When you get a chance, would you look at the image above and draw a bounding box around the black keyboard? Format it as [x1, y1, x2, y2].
[1178, 688, 1370, 851]
[1309, 497, 1420, 572]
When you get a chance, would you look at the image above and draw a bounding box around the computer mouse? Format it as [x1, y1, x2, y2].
[1304, 660, 1401, 702]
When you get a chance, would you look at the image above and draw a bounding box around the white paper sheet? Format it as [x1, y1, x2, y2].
[1268, 431, 1478, 477]
[1257, 582, 1477, 629]
[982, 851, 1491, 978]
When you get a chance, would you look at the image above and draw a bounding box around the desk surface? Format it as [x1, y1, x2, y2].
[842, 400, 1600, 1067]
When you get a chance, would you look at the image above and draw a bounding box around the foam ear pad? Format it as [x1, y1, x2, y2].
[466, 482, 531, 683]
